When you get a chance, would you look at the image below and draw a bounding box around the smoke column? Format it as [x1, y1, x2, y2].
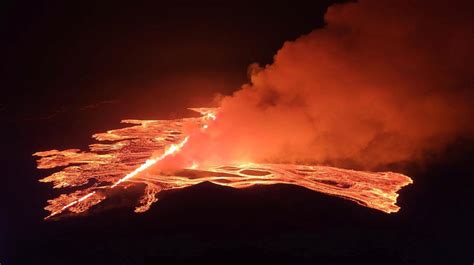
[170, 0, 474, 170]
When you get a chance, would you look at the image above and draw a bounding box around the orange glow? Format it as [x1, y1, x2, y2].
[111, 136, 189, 188]
[35, 108, 412, 219]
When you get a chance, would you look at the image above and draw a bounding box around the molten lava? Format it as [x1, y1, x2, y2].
[34, 108, 412, 219]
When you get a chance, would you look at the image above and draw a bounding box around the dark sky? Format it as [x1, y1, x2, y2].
[2, 1, 473, 264]
[1, 1, 343, 120]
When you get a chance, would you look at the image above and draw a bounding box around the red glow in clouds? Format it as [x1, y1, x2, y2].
[35, 0, 473, 219]
[35, 109, 412, 218]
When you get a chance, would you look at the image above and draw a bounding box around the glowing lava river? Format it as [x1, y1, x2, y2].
[34, 108, 412, 219]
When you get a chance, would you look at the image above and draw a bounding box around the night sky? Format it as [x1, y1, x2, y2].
[2, 1, 473, 264]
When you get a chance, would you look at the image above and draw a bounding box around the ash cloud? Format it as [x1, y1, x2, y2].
[181, 0, 474, 169]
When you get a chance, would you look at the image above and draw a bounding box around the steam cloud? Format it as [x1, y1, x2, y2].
[176, 0, 474, 170]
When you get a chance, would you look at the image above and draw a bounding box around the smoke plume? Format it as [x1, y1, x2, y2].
[175, 0, 474, 170]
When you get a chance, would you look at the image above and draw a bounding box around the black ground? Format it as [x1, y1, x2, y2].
[2, 1, 473, 264]
[3, 117, 474, 264]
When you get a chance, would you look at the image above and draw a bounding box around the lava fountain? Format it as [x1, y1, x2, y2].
[34, 108, 412, 219]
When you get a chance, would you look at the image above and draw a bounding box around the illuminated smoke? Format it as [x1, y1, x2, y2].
[35, 109, 412, 218]
[179, 0, 474, 169]
[34, 0, 473, 218]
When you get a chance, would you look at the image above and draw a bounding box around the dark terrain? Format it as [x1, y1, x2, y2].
[2, 1, 473, 264]
[3, 112, 474, 264]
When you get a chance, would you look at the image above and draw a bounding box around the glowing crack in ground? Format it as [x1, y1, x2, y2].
[34, 108, 412, 219]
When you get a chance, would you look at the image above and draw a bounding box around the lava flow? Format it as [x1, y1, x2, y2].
[34, 108, 412, 219]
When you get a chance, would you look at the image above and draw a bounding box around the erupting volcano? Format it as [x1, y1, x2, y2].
[6, 0, 474, 263]
[34, 108, 412, 219]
